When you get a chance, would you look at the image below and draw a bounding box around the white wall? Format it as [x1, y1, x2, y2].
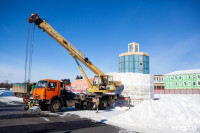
[108, 72, 154, 100]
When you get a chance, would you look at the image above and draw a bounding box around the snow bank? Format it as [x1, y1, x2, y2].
[63, 94, 200, 133]
[108, 72, 154, 100]
[0, 96, 23, 105]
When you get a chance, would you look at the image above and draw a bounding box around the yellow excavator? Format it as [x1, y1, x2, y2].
[28, 13, 121, 94]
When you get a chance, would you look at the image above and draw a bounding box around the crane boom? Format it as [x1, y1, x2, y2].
[28, 13, 104, 75]
[28, 13, 121, 93]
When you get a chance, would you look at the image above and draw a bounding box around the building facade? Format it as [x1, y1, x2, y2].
[164, 69, 200, 89]
[118, 42, 149, 74]
[154, 75, 164, 89]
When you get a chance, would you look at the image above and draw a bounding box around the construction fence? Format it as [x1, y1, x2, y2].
[154, 89, 200, 94]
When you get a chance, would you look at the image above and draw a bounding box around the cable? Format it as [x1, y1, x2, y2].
[28, 23, 35, 82]
[24, 23, 30, 83]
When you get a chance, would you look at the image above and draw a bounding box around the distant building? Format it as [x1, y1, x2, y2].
[164, 69, 200, 89]
[118, 42, 149, 74]
[154, 75, 164, 89]
[70, 78, 94, 93]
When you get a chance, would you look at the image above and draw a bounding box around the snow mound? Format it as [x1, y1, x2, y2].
[62, 94, 200, 133]
[0, 96, 23, 105]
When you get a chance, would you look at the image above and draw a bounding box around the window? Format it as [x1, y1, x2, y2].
[193, 82, 196, 86]
[170, 76, 173, 80]
[179, 76, 181, 80]
[188, 82, 191, 86]
[198, 81, 200, 86]
[48, 82, 57, 88]
[170, 82, 173, 86]
[166, 82, 169, 86]
[36, 81, 48, 88]
[188, 75, 191, 79]
[157, 77, 159, 81]
[193, 74, 195, 79]
[179, 82, 182, 86]
[166, 76, 169, 80]
[198, 75, 200, 79]
[183, 82, 186, 86]
[183, 75, 186, 79]
[175, 76, 177, 80]
[175, 82, 177, 86]
[154, 77, 156, 81]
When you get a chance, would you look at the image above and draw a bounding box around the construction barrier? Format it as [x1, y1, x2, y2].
[154, 89, 200, 94]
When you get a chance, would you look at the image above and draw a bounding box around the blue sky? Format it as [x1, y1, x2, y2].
[0, 0, 200, 83]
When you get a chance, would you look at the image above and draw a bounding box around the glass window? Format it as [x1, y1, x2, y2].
[175, 76, 177, 80]
[166, 76, 169, 80]
[198, 81, 200, 86]
[188, 75, 191, 79]
[170, 82, 173, 86]
[166, 82, 169, 86]
[125, 56, 129, 62]
[93, 76, 99, 86]
[122, 56, 124, 63]
[125, 62, 129, 69]
[130, 62, 133, 69]
[198, 75, 200, 79]
[193, 82, 196, 86]
[193, 74, 195, 79]
[183, 75, 186, 79]
[129, 55, 133, 62]
[179, 76, 181, 79]
[179, 82, 182, 86]
[188, 82, 191, 86]
[36, 81, 48, 88]
[108, 76, 113, 85]
[175, 82, 177, 86]
[48, 82, 57, 88]
[183, 82, 186, 86]
[170, 76, 173, 80]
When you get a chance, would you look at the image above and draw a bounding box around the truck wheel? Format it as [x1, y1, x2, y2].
[75, 103, 84, 109]
[40, 106, 49, 111]
[87, 102, 96, 110]
[99, 100, 107, 110]
[50, 100, 62, 112]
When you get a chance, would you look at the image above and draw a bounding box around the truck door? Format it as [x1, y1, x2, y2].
[46, 81, 60, 100]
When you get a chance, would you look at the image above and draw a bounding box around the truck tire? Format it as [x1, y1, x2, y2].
[87, 102, 96, 110]
[99, 100, 107, 110]
[75, 102, 84, 109]
[50, 100, 62, 112]
[40, 106, 49, 111]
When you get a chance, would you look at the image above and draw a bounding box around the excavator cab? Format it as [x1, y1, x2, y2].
[88, 75, 115, 93]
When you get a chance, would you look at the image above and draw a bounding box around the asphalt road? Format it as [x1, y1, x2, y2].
[0, 100, 126, 133]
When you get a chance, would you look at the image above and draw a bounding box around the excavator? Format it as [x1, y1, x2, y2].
[22, 13, 121, 112]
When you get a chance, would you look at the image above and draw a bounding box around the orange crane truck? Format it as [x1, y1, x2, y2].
[25, 13, 121, 112]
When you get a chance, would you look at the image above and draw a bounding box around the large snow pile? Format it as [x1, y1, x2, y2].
[0, 93, 22, 105]
[108, 72, 154, 100]
[0, 94, 199, 132]
[63, 94, 200, 133]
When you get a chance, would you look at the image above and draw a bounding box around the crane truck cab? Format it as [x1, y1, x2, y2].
[32, 79, 76, 112]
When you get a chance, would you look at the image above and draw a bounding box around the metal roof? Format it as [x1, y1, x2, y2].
[165, 69, 200, 75]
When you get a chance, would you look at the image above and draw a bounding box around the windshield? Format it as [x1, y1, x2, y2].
[36, 81, 48, 88]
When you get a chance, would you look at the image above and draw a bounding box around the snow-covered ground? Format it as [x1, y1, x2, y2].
[0, 91, 200, 133]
